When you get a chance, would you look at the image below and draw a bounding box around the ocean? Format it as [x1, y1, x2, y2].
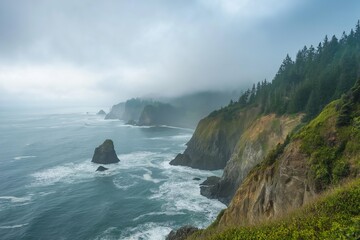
[0, 111, 225, 240]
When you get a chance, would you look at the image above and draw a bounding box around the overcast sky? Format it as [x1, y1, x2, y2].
[0, 0, 359, 110]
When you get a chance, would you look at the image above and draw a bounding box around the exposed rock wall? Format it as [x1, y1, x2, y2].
[170, 107, 261, 170]
[207, 114, 302, 204]
[219, 141, 315, 226]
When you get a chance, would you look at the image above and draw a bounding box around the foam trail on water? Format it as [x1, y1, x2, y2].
[0, 223, 28, 229]
[13, 156, 36, 160]
[0, 196, 31, 203]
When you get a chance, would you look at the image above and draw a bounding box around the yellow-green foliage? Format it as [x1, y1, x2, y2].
[294, 100, 360, 191]
[187, 179, 360, 240]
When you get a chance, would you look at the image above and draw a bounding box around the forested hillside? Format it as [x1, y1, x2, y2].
[217, 21, 360, 121]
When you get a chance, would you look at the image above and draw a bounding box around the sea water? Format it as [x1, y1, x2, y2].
[0, 111, 225, 240]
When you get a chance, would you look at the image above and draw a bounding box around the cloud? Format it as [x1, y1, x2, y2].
[0, 0, 359, 109]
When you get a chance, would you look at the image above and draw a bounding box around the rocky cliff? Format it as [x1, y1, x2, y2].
[105, 102, 125, 119]
[138, 103, 181, 126]
[217, 98, 360, 227]
[203, 114, 302, 204]
[170, 106, 261, 170]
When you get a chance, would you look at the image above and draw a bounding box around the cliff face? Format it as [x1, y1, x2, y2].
[170, 106, 261, 170]
[206, 114, 302, 204]
[217, 100, 360, 227]
[105, 102, 125, 119]
[138, 103, 181, 126]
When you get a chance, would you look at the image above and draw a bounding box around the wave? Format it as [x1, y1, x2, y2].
[148, 162, 226, 228]
[0, 196, 31, 203]
[13, 155, 36, 160]
[29, 151, 173, 187]
[132, 211, 185, 222]
[0, 223, 28, 229]
[118, 222, 172, 240]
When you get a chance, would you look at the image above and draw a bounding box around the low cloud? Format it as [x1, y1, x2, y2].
[0, 0, 359, 109]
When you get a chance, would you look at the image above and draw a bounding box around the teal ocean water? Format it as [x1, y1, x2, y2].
[0, 111, 224, 240]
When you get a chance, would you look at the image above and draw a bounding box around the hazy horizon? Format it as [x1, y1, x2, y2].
[0, 0, 359, 110]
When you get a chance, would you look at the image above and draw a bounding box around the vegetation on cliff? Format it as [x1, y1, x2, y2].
[188, 178, 360, 240]
[212, 21, 360, 121]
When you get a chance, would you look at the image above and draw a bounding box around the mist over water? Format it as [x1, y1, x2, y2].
[0, 111, 224, 240]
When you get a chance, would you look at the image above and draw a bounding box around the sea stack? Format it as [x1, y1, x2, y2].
[97, 110, 106, 115]
[91, 139, 120, 164]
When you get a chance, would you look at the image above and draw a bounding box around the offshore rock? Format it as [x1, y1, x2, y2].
[91, 139, 120, 164]
[97, 110, 106, 115]
[166, 225, 199, 240]
[96, 166, 108, 172]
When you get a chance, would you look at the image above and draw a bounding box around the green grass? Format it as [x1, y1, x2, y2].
[188, 179, 360, 240]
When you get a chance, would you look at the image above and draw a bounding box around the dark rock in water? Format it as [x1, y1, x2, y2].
[126, 119, 137, 126]
[91, 139, 120, 164]
[96, 166, 108, 172]
[97, 110, 106, 115]
[200, 176, 220, 199]
[166, 225, 199, 240]
[193, 177, 201, 181]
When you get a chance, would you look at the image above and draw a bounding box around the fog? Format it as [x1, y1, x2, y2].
[0, 0, 359, 109]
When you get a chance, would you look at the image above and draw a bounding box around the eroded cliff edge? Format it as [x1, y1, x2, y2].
[170, 106, 261, 170]
[205, 113, 302, 204]
[217, 98, 360, 227]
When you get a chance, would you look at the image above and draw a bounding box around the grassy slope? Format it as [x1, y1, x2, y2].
[189, 178, 360, 240]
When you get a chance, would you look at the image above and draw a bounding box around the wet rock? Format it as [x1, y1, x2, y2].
[91, 139, 120, 164]
[96, 166, 108, 172]
[166, 225, 199, 240]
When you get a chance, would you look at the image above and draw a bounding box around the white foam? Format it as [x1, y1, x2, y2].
[13, 155, 36, 160]
[113, 177, 138, 190]
[132, 211, 185, 222]
[30, 161, 98, 186]
[119, 222, 172, 240]
[142, 173, 161, 183]
[29, 151, 167, 187]
[0, 196, 31, 203]
[148, 162, 226, 228]
[0, 223, 28, 229]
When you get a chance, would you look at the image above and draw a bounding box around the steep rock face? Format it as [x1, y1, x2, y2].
[217, 100, 360, 227]
[219, 141, 314, 226]
[206, 114, 302, 204]
[138, 103, 181, 126]
[92, 139, 120, 164]
[105, 103, 125, 119]
[170, 107, 261, 170]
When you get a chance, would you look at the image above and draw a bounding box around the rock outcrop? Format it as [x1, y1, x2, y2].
[138, 103, 181, 126]
[91, 139, 120, 164]
[96, 166, 108, 171]
[166, 226, 198, 240]
[170, 106, 261, 170]
[217, 100, 360, 227]
[205, 114, 302, 204]
[97, 110, 106, 115]
[200, 176, 220, 198]
[105, 102, 125, 119]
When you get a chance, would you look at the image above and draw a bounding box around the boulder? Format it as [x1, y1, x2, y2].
[91, 139, 120, 164]
[96, 166, 108, 172]
[166, 226, 198, 240]
[193, 177, 201, 181]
